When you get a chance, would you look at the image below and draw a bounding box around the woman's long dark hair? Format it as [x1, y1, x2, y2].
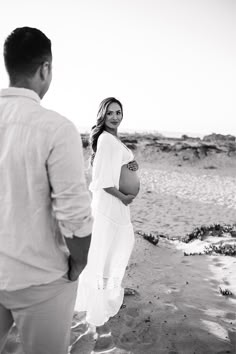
[90, 97, 123, 166]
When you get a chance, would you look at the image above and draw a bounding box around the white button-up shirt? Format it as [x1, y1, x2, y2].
[0, 87, 93, 290]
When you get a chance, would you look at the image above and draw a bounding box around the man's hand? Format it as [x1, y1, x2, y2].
[127, 160, 139, 171]
[68, 255, 86, 281]
[65, 234, 91, 281]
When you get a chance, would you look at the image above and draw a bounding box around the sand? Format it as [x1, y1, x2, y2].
[3, 158, 236, 354]
[107, 161, 236, 354]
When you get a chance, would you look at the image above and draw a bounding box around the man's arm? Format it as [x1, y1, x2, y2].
[46, 121, 93, 280]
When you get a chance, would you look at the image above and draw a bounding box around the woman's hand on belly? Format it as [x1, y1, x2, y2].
[127, 160, 139, 171]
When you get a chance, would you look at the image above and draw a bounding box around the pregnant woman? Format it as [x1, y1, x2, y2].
[75, 97, 140, 352]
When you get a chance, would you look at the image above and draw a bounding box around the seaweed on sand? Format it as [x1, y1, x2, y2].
[204, 243, 236, 256]
[137, 231, 160, 245]
[182, 224, 236, 243]
[184, 252, 204, 256]
[219, 287, 233, 296]
[182, 224, 236, 257]
[184, 245, 236, 257]
[138, 224, 236, 255]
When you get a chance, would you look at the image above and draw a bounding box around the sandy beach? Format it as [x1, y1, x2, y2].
[108, 160, 236, 354]
[3, 136, 236, 354]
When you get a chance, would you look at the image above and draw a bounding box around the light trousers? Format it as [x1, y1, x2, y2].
[0, 275, 78, 354]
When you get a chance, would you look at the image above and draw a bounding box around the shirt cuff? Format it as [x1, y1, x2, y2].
[59, 216, 93, 239]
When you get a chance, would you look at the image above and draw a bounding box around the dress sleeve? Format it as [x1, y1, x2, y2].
[89, 134, 123, 191]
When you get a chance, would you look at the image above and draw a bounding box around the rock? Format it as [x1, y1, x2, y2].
[126, 143, 137, 150]
[120, 137, 138, 144]
[182, 134, 189, 140]
[203, 133, 236, 142]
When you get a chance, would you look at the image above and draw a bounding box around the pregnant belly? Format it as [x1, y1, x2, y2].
[119, 164, 140, 197]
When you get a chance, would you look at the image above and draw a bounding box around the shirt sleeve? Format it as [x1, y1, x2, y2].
[90, 133, 123, 191]
[47, 122, 93, 238]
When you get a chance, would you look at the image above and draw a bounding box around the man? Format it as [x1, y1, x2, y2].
[0, 27, 93, 354]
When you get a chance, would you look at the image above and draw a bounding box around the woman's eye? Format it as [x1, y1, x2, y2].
[117, 112, 121, 115]
[107, 112, 112, 116]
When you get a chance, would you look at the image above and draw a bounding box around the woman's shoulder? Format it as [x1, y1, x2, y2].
[98, 131, 117, 146]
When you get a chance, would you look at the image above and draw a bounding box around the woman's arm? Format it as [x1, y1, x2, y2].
[104, 187, 135, 206]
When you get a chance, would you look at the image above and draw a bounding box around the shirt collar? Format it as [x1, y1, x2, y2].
[0, 87, 41, 103]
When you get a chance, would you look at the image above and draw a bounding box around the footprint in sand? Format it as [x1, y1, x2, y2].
[123, 307, 141, 329]
[121, 326, 153, 347]
[181, 260, 190, 264]
[125, 318, 136, 327]
[225, 312, 236, 320]
[210, 279, 219, 286]
[164, 302, 178, 312]
[120, 331, 137, 347]
[164, 287, 180, 295]
[126, 307, 140, 318]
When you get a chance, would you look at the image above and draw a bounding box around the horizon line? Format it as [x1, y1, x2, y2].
[77, 126, 235, 139]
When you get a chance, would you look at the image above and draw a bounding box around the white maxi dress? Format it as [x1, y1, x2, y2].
[74, 131, 135, 326]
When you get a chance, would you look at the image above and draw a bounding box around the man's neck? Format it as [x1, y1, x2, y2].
[9, 79, 41, 98]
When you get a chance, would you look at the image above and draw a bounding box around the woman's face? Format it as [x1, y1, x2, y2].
[104, 102, 123, 130]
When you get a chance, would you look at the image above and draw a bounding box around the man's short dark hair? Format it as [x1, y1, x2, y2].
[4, 27, 52, 81]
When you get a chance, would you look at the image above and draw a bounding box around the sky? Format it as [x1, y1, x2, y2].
[0, 0, 235, 137]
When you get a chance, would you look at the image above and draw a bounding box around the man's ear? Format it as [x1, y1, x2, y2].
[39, 62, 50, 81]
